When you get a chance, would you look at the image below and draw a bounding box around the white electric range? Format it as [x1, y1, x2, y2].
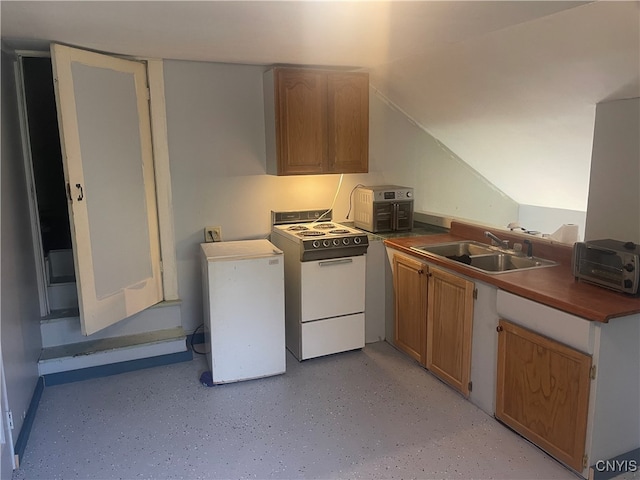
[270, 209, 369, 360]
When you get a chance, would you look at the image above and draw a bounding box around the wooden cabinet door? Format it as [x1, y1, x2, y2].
[275, 69, 327, 175]
[266, 67, 369, 175]
[326, 72, 369, 174]
[496, 319, 591, 472]
[426, 267, 474, 396]
[392, 254, 427, 365]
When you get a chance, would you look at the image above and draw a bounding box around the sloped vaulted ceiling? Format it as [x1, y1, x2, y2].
[369, 1, 640, 211]
[2, 1, 639, 211]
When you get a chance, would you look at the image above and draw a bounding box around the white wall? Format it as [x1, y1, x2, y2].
[518, 205, 586, 241]
[1, 50, 43, 474]
[585, 97, 640, 243]
[162, 60, 518, 333]
[369, 90, 519, 228]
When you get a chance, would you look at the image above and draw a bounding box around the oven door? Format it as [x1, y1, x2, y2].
[371, 203, 393, 232]
[393, 201, 414, 231]
[300, 255, 366, 322]
[371, 202, 413, 232]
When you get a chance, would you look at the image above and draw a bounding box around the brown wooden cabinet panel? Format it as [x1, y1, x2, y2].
[393, 254, 427, 365]
[275, 69, 327, 175]
[496, 319, 591, 472]
[326, 73, 369, 173]
[426, 267, 474, 397]
[265, 67, 368, 175]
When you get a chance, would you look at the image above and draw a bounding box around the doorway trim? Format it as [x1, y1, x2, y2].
[15, 52, 50, 316]
[146, 59, 178, 301]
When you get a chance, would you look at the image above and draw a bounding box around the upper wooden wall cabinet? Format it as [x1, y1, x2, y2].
[264, 67, 369, 175]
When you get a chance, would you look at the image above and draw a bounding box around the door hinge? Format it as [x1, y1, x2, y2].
[468, 381, 473, 392]
[7, 411, 14, 430]
[583, 454, 589, 469]
[146, 87, 151, 101]
[473, 288, 478, 300]
[590, 365, 596, 380]
[160, 260, 164, 273]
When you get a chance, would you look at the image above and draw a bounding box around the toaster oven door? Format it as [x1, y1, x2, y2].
[574, 245, 639, 294]
[371, 201, 413, 232]
[394, 201, 414, 231]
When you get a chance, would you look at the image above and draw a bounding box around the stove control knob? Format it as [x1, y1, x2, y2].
[342, 238, 350, 245]
[406, 191, 412, 198]
[624, 263, 635, 272]
[312, 240, 320, 249]
[332, 239, 341, 246]
[323, 240, 331, 248]
[354, 237, 362, 245]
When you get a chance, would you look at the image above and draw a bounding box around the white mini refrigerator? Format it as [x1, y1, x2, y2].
[200, 240, 286, 384]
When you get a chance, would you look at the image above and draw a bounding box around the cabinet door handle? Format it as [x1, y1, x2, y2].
[496, 325, 503, 333]
[417, 269, 424, 275]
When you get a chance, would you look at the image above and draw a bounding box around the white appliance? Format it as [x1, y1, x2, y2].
[270, 209, 368, 361]
[200, 239, 286, 384]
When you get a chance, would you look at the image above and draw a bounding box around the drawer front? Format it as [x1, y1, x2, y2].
[301, 313, 365, 360]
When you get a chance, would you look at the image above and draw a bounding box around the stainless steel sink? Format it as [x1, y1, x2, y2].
[410, 241, 558, 274]
[411, 241, 495, 258]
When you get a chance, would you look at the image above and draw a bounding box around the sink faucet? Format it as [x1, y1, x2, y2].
[484, 231, 509, 249]
[523, 239, 533, 257]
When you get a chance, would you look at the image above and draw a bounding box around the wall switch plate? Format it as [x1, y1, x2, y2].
[204, 226, 222, 242]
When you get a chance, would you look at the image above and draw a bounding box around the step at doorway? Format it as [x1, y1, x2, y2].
[38, 327, 191, 385]
[45, 249, 78, 311]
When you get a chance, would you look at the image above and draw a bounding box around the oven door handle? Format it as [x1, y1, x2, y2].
[318, 258, 353, 267]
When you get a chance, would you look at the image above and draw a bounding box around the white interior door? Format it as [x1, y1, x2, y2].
[51, 44, 162, 335]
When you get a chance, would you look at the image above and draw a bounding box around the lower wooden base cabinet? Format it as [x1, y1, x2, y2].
[426, 266, 474, 397]
[392, 252, 474, 397]
[392, 254, 427, 364]
[496, 319, 592, 472]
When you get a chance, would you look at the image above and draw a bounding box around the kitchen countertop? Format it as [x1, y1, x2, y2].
[342, 221, 449, 241]
[384, 222, 640, 324]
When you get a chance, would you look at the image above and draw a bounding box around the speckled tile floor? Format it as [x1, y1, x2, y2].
[12, 341, 580, 480]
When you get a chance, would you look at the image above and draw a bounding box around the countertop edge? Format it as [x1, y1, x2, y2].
[384, 236, 640, 324]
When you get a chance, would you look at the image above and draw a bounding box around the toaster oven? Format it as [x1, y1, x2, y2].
[353, 185, 414, 233]
[572, 239, 639, 295]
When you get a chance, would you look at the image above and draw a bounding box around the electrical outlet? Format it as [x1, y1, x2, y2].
[204, 226, 222, 242]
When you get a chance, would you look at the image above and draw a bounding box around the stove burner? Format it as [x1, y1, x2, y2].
[287, 225, 309, 231]
[313, 223, 337, 230]
[329, 229, 350, 235]
[297, 231, 325, 237]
